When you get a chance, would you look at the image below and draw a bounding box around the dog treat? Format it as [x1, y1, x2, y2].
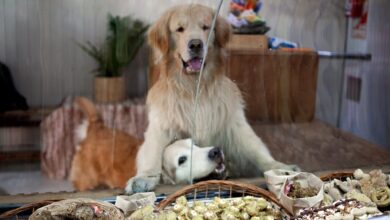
[169, 196, 284, 220]
[115, 192, 157, 215]
[128, 205, 155, 220]
[294, 199, 382, 220]
[353, 169, 365, 180]
[286, 181, 318, 199]
[323, 169, 390, 208]
[156, 210, 177, 220]
[345, 190, 372, 204]
[127, 195, 287, 219]
[360, 170, 388, 196]
[370, 187, 390, 207]
[29, 198, 125, 220]
[128, 205, 178, 220]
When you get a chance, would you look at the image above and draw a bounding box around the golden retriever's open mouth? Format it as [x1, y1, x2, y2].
[214, 152, 225, 174]
[194, 156, 226, 182]
[182, 57, 205, 74]
[215, 162, 225, 173]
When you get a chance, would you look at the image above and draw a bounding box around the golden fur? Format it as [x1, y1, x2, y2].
[70, 97, 140, 191]
[126, 4, 298, 194]
[70, 97, 223, 191]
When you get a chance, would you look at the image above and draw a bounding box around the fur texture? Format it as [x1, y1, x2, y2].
[70, 97, 224, 191]
[70, 97, 141, 191]
[125, 4, 298, 194]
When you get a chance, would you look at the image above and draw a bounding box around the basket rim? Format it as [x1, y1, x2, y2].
[0, 199, 59, 219]
[319, 171, 354, 181]
[156, 179, 293, 216]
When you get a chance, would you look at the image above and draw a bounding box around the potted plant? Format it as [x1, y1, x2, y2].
[79, 14, 148, 103]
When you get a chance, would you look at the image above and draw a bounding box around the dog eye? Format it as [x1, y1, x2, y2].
[176, 27, 184, 32]
[178, 156, 187, 165]
[202, 25, 210, 31]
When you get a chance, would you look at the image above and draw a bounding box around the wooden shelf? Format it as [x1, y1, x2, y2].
[0, 109, 53, 127]
[0, 150, 40, 163]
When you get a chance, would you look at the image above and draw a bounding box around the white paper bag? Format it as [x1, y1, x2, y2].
[279, 172, 324, 215]
[264, 169, 300, 198]
[115, 192, 156, 215]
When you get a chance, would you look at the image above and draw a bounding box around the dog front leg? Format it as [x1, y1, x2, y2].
[227, 111, 300, 173]
[125, 123, 172, 194]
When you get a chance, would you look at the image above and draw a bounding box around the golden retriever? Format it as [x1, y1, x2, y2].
[126, 4, 298, 194]
[70, 97, 225, 191]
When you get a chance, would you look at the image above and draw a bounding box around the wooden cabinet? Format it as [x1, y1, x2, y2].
[225, 49, 319, 122]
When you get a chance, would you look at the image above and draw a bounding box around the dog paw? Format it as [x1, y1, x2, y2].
[125, 176, 160, 194]
[284, 164, 301, 172]
[265, 161, 301, 172]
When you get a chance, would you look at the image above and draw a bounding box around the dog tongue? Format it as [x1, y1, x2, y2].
[188, 58, 202, 71]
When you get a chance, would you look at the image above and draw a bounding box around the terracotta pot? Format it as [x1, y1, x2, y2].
[94, 76, 125, 103]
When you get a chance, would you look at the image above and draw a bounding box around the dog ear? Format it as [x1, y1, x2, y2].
[215, 16, 231, 48]
[148, 10, 173, 56]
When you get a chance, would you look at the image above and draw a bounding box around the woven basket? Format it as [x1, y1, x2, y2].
[0, 200, 59, 219]
[157, 180, 293, 217]
[319, 172, 354, 182]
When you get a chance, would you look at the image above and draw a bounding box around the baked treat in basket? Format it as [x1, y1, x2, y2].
[0, 198, 126, 220]
[293, 199, 382, 220]
[321, 169, 390, 208]
[128, 180, 292, 219]
[28, 198, 125, 220]
[286, 181, 319, 199]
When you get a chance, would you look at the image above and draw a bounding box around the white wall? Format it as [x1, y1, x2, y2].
[0, 0, 228, 107]
[261, 0, 347, 126]
[341, 0, 390, 149]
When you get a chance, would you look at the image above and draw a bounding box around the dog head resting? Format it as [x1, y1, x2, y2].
[162, 139, 225, 184]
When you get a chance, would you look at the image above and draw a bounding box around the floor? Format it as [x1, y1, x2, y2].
[0, 163, 73, 195]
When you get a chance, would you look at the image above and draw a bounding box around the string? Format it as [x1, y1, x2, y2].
[189, 0, 224, 185]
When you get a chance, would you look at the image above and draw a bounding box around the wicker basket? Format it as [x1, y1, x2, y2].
[319, 172, 354, 182]
[0, 200, 59, 219]
[157, 180, 293, 217]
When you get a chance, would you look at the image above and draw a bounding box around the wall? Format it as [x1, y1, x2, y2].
[0, 0, 345, 115]
[340, 0, 390, 149]
[261, 0, 347, 126]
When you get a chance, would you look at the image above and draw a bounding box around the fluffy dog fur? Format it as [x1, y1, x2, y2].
[125, 4, 298, 194]
[70, 97, 224, 191]
[70, 97, 141, 191]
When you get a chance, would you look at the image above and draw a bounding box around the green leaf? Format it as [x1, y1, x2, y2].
[77, 13, 148, 77]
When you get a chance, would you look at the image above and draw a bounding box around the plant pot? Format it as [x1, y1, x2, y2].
[94, 76, 125, 103]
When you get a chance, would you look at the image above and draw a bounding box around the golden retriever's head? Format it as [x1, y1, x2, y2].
[163, 139, 225, 184]
[149, 4, 231, 76]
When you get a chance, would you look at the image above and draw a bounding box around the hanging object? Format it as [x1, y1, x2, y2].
[345, 0, 366, 18]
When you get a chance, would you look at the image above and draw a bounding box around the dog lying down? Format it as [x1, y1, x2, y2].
[70, 97, 226, 191]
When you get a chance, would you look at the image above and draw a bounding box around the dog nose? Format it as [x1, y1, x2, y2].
[188, 39, 203, 53]
[208, 147, 222, 160]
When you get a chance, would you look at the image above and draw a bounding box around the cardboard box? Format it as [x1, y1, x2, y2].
[227, 34, 268, 50]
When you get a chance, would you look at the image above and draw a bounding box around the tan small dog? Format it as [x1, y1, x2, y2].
[70, 97, 141, 191]
[70, 97, 225, 191]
